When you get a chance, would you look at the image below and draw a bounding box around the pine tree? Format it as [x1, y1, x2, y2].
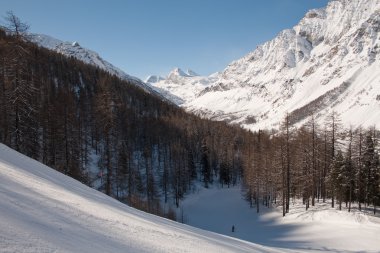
[2, 13, 40, 158]
[201, 138, 211, 188]
[363, 132, 380, 213]
[94, 76, 117, 196]
[329, 150, 345, 210]
[280, 113, 293, 214]
[325, 111, 342, 208]
[2, 11, 30, 39]
[344, 129, 355, 212]
[355, 128, 365, 210]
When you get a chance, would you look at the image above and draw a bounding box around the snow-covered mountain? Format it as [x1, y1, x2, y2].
[150, 0, 380, 130]
[30, 34, 163, 98]
[0, 143, 284, 253]
[147, 67, 216, 105]
[145, 75, 165, 83]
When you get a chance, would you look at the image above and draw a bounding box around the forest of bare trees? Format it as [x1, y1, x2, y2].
[0, 21, 248, 219]
[243, 114, 380, 216]
[0, 14, 379, 220]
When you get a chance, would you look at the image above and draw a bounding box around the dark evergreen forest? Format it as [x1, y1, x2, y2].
[0, 22, 379, 220]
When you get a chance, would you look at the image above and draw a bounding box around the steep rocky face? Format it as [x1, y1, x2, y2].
[151, 0, 380, 130]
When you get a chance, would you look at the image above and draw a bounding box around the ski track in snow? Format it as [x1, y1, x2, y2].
[0, 144, 294, 253]
[181, 185, 380, 253]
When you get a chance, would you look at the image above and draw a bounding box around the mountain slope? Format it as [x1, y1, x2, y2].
[0, 143, 288, 253]
[150, 0, 380, 130]
[147, 67, 215, 105]
[30, 34, 163, 98]
[0, 30, 255, 218]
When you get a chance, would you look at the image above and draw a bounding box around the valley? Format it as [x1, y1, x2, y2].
[0, 0, 380, 252]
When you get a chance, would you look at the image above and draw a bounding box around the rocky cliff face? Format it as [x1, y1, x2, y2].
[150, 0, 380, 130]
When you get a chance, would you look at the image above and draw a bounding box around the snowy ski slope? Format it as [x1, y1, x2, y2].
[0, 144, 289, 253]
[182, 186, 380, 253]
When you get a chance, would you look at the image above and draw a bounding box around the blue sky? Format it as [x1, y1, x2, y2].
[1, 0, 329, 80]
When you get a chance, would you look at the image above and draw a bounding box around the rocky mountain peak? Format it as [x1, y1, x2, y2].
[150, 0, 380, 130]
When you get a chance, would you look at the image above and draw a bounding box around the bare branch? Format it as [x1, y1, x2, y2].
[2, 11, 30, 39]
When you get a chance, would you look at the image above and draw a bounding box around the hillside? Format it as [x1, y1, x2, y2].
[2, 143, 379, 252]
[29, 33, 164, 99]
[0, 28, 251, 216]
[1, 11, 379, 253]
[149, 0, 380, 130]
[0, 143, 285, 253]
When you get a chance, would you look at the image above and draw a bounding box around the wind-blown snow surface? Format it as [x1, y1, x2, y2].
[150, 0, 380, 130]
[0, 144, 288, 253]
[181, 186, 380, 253]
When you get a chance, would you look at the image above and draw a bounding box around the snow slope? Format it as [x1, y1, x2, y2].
[150, 0, 380, 130]
[181, 186, 380, 253]
[0, 144, 290, 253]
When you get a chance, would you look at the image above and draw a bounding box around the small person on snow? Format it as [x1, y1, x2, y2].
[231, 225, 235, 232]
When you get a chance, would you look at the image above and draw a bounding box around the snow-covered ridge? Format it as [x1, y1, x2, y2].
[29, 34, 163, 98]
[147, 67, 216, 105]
[166, 68, 199, 78]
[150, 0, 380, 130]
[0, 143, 283, 253]
[145, 75, 165, 83]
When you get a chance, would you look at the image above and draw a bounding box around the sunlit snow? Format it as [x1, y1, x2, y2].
[150, 0, 380, 131]
[0, 144, 288, 253]
[182, 185, 380, 253]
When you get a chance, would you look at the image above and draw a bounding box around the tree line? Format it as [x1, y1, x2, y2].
[0, 14, 246, 219]
[0, 13, 378, 219]
[243, 113, 380, 215]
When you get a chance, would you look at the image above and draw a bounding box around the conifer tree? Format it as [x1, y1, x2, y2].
[201, 138, 211, 188]
[329, 150, 345, 210]
[344, 129, 355, 212]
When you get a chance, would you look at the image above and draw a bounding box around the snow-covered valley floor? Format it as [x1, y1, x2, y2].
[0, 144, 294, 253]
[1, 143, 379, 252]
[181, 185, 380, 253]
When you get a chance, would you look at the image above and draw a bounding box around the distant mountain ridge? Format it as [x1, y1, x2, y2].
[149, 0, 380, 130]
[30, 34, 166, 99]
[146, 67, 216, 105]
